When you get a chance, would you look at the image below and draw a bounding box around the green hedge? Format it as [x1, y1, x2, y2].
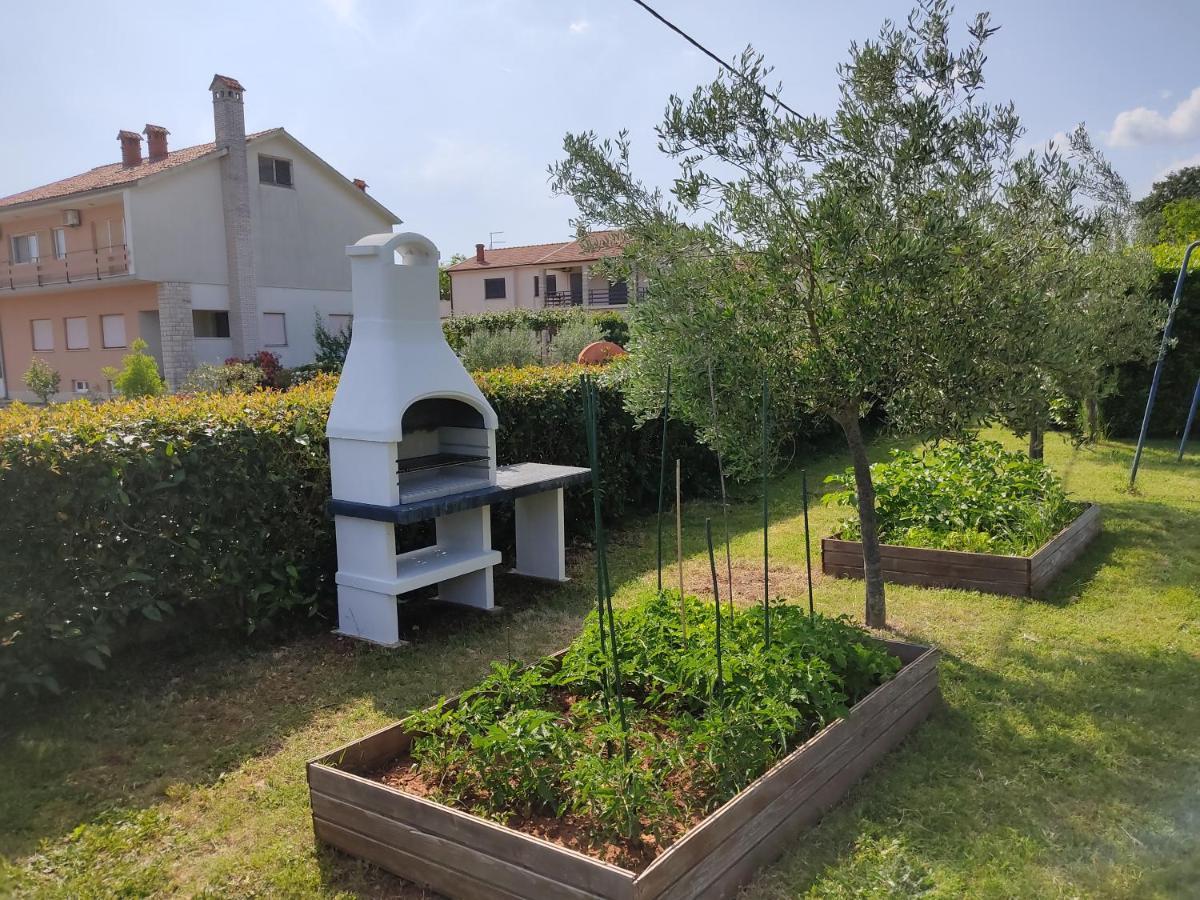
[442, 309, 629, 350]
[1100, 268, 1200, 438]
[0, 366, 709, 696]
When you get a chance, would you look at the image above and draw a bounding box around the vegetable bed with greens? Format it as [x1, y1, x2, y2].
[369, 593, 899, 867]
[825, 440, 1084, 555]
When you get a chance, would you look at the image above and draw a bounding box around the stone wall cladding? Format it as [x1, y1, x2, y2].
[157, 281, 196, 389]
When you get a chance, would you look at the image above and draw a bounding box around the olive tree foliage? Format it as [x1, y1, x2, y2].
[987, 127, 1158, 456]
[551, 2, 1027, 628]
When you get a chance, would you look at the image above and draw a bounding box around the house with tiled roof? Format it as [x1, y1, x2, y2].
[444, 231, 643, 316]
[0, 75, 400, 400]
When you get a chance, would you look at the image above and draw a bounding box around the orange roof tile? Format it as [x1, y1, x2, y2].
[0, 129, 278, 210]
[447, 231, 626, 271]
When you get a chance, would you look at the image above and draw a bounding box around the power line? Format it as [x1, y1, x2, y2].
[628, 0, 805, 120]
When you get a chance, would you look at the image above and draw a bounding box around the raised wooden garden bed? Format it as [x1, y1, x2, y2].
[822, 502, 1100, 598]
[307, 639, 940, 900]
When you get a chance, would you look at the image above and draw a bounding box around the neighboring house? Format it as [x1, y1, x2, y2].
[445, 231, 644, 317]
[0, 74, 400, 401]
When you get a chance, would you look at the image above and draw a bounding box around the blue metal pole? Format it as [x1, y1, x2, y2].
[1178, 376, 1200, 462]
[1130, 240, 1200, 486]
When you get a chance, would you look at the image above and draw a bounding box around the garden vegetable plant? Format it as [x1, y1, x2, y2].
[824, 440, 1083, 555]
[391, 593, 899, 860]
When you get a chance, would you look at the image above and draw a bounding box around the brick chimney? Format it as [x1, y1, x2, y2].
[209, 74, 259, 357]
[118, 130, 142, 167]
[143, 124, 170, 161]
[352, 178, 368, 192]
[475, 243, 486, 263]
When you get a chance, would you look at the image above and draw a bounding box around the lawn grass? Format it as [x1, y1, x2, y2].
[1, 428, 1198, 898]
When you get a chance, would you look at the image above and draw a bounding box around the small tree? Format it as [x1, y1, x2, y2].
[104, 339, 165, 398]
[23, 358, 60, 404]
[440, 253, 466, 309]
[553, 2, 1032, 628]
[313, 313, 352, 373]
[548, 316, 605, 364]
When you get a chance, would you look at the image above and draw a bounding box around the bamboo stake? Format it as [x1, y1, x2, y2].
[706, 517, 723, 694]
[707, 362, 734, 620]
[676, 457, 686, 645]
[581, 378, 611, 724]
[802, 468, 814, 616]
[762, 377, 770, 649]
[656, 366, 672, 593]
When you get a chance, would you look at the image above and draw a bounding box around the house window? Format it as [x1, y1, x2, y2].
[11, 233, 39, 264]
[258, 155, 294, 187]
[327, 314, 352, 335]
[52, 228, 68, 260]
[72, 380, 91, 394]
[484, 277, 506, 300]
[545, 274, 557, 294]
[65, 316, 89, 350]
[193, 310, 231, 338]
[101, 314, 127, 349]
[262, 312, 288, 347]
[31, 319, 54, 351]
[534, 275, 539, 297]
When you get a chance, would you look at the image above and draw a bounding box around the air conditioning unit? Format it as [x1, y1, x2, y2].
[63, 209, 82, 227]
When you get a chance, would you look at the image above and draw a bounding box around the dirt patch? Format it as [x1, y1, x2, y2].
[676, 559, 822, 605]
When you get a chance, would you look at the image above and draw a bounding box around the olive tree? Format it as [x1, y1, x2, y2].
[551, 2, 1029, 628]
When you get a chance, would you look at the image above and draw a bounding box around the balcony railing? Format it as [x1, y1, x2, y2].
[544, 285, 646, 307]
[4, 244, 129, 290]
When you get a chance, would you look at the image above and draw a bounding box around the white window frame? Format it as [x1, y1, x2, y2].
[65, 316, 89, 351]
[258, 154, 294, 188]
[11, 233, 39, 264]
[51, 227, 68, 260]
[101, 314, 127, 349]
[31, 319, 54, 351]
[262, 312, 288, 347]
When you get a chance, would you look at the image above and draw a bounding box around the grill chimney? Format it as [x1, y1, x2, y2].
[475, 243, 486, 264]
[118, 130, 142, 167]
[353, 178, 368, 192]
[143, 124, 170, 161]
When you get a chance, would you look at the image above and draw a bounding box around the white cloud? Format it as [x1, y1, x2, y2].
[321, 0, 360, 25]
[1157, 152, 1200, 180]
[1108, 86, 1200, 147]
[568, 19, 590, 34]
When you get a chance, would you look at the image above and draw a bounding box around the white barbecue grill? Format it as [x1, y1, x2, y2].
[326, 232, 589, 646]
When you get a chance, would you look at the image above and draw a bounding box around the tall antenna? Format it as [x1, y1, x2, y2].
[488, 231, 506, 250]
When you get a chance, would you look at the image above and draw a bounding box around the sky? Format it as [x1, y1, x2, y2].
[2, 0, 1198, 261]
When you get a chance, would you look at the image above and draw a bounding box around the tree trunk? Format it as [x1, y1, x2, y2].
[1085, 396, 1099, 441]
[1029, 423, 1044, 461]
[837, 410, 886, 629]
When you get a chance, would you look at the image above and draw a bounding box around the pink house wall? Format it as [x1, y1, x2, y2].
[0, 282, 159, 400]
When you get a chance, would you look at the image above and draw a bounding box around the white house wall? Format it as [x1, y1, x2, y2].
[125, 157, 228, 285]
[256, 286, 359, 367]
[249, 134, 396, 293]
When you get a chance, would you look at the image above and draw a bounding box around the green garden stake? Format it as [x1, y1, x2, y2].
[656, 366, 672, 593]
[707, 517, 724, 694]
[707, 362, 734, 621]
[762, 377, 770, 649]
[802, 469, 814, 616]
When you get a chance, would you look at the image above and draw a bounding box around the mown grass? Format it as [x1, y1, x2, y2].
[1, 428, 1197, 898]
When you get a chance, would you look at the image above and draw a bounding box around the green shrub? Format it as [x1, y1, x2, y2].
[313, 313, 352, 373]
[23, 357, 60, 404]
[104, 339, 165, 398]
[824, 440, 1083, 555]
[181, 362, 264, 395]
[443, 309, 628, 353]
[1099, 264, 1199, 437]
[0, 365, 719, 695]
[547, 317, 605, 364]
[458, 329, 541, 370]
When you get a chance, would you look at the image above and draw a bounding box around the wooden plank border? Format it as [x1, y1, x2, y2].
[821, 503, 1100, 598]
[307, 639, 939, 900]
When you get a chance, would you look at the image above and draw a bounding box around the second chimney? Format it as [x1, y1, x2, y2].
[475, 243, 486, 264]
[118, 130, 142, 167]
[144, 124, 170, 161]
[352, 178, 368, 192]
